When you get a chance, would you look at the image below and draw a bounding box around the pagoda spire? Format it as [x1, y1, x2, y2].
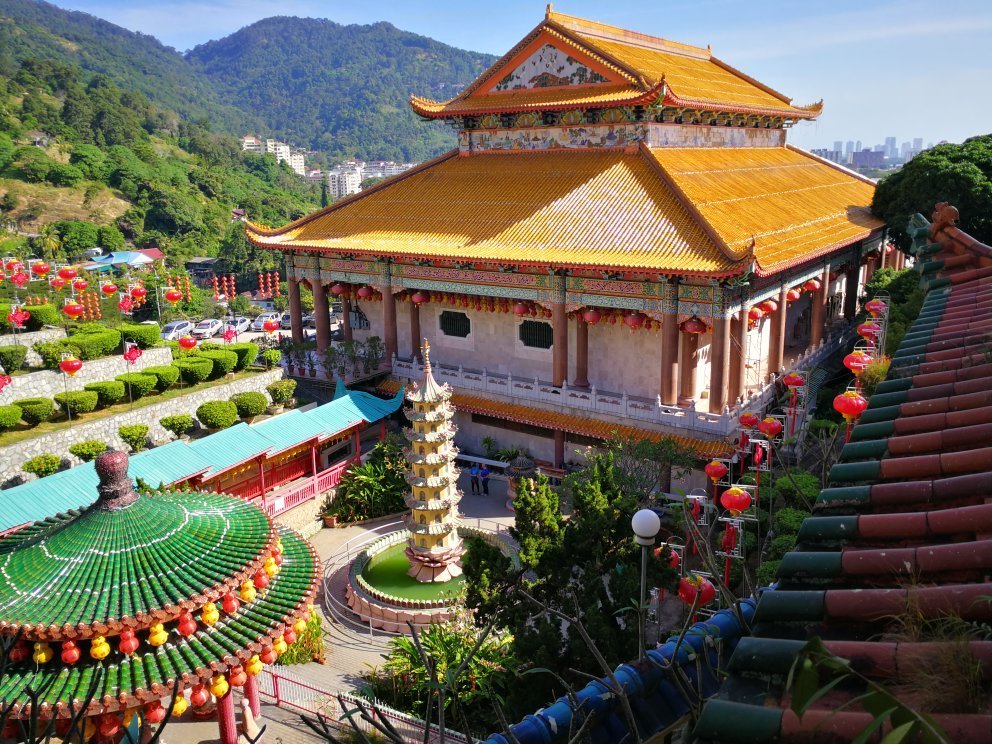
[403, 339, 464, 582]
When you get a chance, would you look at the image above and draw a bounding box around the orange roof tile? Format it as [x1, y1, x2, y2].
[410, 83, 657, 116]
[647, 145, 884, 274]
[377, 379, 732, 458]
[246, 148, 741, 275]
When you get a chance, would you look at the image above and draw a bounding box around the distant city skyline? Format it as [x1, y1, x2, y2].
[46, 0, 992, 150]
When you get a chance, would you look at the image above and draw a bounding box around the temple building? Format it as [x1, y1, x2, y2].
[246, 8, 889, 466]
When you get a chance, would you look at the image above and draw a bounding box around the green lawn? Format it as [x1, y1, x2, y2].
[361, 543, 464, 601]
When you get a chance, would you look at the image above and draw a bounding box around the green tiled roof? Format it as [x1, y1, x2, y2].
[186, 423, 277, 475]
[0, 490, 272, 632]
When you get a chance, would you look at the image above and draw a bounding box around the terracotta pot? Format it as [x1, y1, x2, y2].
[322, 514, 338, 528]
[309, 369, 317, 378]
[267, 404, 284, 415]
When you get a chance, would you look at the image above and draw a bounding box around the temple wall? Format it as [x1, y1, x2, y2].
[452, 411, 556, 464]
[0, 327, 66, 366]
[585, 321, 662, 398]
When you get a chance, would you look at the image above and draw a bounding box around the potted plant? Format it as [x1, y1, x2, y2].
[306, 350, 317, 377]
[266, 379, 296, 414]
[366, 335, 385, 371]
[323, 345, 338, 381]
[320, 492, 338, 527]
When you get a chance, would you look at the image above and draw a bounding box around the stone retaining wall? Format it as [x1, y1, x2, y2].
[0, 328, 66, 367]
[272, 493, 325, 540]
[5, 348, 174, 400]
[0, 369, 284, 483]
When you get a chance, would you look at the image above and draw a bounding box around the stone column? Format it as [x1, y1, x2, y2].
[410, 302, 421, 361]
[287, 279, 304, 344]
[382, 285, 397, 362]
[709, 313, 730, 412]
[809, 264, 831, 349]
[217, 690, 237, 744]
[678, 330, 699, 404]
[341, 296, 353, 342]
[244, 673, 261, 718]
[551, 273, 568, 387]
[660, 281, 679, 405]
[573, 317, 589, 388]
[313, 280, 331, 352]
[844, 260, 860, 320]
[728, 310, 746, 404]
[553, 430, 566, 468]
[768, 286, 788, 377]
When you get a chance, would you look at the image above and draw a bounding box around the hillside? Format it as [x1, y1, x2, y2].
[186, 17, 495, 161]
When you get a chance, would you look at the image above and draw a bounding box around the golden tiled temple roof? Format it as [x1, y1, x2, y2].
[245, 145, 881, 277]
[411, 10, 821, 120]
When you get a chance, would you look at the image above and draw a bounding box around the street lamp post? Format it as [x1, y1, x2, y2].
[631, 508, 662, 661]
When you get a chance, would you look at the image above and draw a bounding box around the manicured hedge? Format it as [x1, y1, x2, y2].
[119, 424, 149, 452]
[13, 397, 53, 425]
[119, 322, 160, 349]
[0, 345, 27, 372]
[53, 390, 99, 414]
[230, 391, 267, 419]
[266, 379, 296, 404]
[227, 343, 259, 371]
[83, 380, 127, 408]
[66, 327, 122, 359]
[69, 439, 107, 462]
[34, 340, 82, 369]
[196, 400, 238, 430]
[172, 357, 213, 384]
[160, 414, 194, 438]
[115, 373, 157, 399]
[0, 404, 22, 432]
[22, 454, 61, 478]
[199, 349, 238, 378]
[0, 303, 60, 332]
[260, 348, 281, 368]
[142, 365, 180, 392]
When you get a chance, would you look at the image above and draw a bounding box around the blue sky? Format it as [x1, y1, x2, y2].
[51, 0, 992, 151]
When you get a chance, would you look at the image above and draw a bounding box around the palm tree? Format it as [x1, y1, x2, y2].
[37, 224, 61, 260]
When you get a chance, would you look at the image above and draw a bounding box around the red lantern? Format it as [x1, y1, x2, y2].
[72, 279, 88, 293]
[263, 319, 280, 334]
[654, 545, 680, 569]
[753, 441, 765, 466]
[228, 666, 248, 687]
[101, 282, 118, 296]
[356, 286, 372, 299]
[746, 307, 763, 323]
[57, 267, 77, 281]
[679, 316, 707, 334]
[843, 350, 872, 377]
[582, 308, 601, 325]
[857, 322, 881, 341]
[513, 302, 529, 317]
[59, 357, 82, 377]
[833, 390, 868, 423]
[119, 629, 140, 655]
[624, 311, 645, 330]
[164, 288, 183, 304]
[782, 372, 804, 389]
[786, 288, 801, 303]
[144, 701, 167, 723]
[60, 641, 81, 665]
[178, 336, 197, 350]
[118, 297, 134, 313]
[8, 640, 29, 663]
[757, 299, 778, 314]
[802, 279, 821, 293]
[221, 593, 240, 615]
[757, 417, 783, 439]
[0, 375, 10, 393]
[260, 646, 277, 665]
[253, 571, 269, 590]
[4, 260, 21, 274]
[7, 307, 30, 328]
[283, 628, 297, 645]
[130, 285, 147, 301]
[62, 302, 84, 320]
[190, 684, 209, 708]
[10, 271, 28, 288]
[30, 262, 50, 278]
[865, 299, 887, 317]
[411, 291, 429, 305]
[49, 277, 67, 291]
[678, 575, 716, 606]
[704, 460, 728, 484]
[720, 486, 752, 516]
[177, 611, 197, 637]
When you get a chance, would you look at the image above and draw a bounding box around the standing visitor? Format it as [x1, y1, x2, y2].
[468, 463, 481, 495]
[480, 464, 491, 496]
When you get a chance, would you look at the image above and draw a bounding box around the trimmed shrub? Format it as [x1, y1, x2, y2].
[119, 424, 149, 452]
[196, 400, 238, 430]
[69, 439, 107, 462]
[772, 472, 821, 510]
[769, 533, 798, 561]
[22, 454, 61, 479]
[34, 340, 82, 369]
[53, 390, 99, 415]
[67, 328, 122, 360]
[119, 322, 160, 348]
[227, 342, 259, 371]
[84, 380, 126, 408]
[142, 365, 180, 392]
[0, 404, 22, 432]
[808, 418, 839, 437]
[756, 559, 782, 587]
[260, 348, 281, 368]
[267, 379, 296, 404]
[115, 373, 157, 399]
[774, 507, 810, 536]
[199, 349, 238, 378]
[0, 345, 28, 372]
[160, 414, 194, 439]
[13, 397, 53, 425]
[23, 303, 60, 331]
[173, 357, 213, 384]
[230, 392, 267, 419]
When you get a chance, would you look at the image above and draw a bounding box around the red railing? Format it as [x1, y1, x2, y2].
[260, 457, 355, 517]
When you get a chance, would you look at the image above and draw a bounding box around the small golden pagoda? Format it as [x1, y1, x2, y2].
[403, 340, 464, 582]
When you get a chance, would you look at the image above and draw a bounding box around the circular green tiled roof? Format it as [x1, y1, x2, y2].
[0, 491, 273, 637]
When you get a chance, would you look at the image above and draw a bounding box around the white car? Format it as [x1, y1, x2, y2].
[226, 316, 251, 334]
[252, 312, 281, 331]
[192, 318, 224, 338]
[279, 312, 294, 330]
[160, 319, 194, 341]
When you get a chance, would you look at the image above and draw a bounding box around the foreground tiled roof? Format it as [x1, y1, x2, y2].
[246, 146, 877, 277]
[378, 378, 733, 458]
[693, 208, 992, 742]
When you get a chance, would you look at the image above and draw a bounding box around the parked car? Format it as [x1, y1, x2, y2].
[192, 318, 224, 338]
[305, 313, 342, 331]
[252, 312, 281, 332]
[226, 316, 251, 334]
[160, 319, 194, 341]
[279, 312, 294, 330]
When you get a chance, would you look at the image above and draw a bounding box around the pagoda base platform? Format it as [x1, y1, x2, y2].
[406, 561, 463, 583]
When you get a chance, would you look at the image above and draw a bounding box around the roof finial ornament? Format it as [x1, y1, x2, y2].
[94, 450, 139, 510]
[422, 338, 432, 373]
[546, 3, 553, 19]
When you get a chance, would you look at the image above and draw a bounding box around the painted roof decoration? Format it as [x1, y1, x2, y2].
[693, 205, 992, 742]
[0, 387, 404, 534]
[411, 8, 822, 119]
[0, 450, 319, 720]
[246, 146, 881, 277]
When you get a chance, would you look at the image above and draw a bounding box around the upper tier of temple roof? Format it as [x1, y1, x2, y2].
[245, 145, 882, 277]
[411, 9, 823, 120]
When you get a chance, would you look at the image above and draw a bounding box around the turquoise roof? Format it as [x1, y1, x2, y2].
[0, 386, 403, 533]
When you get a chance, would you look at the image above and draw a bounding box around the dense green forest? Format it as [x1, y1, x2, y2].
[0, 0, 496, 161]
[0, 55, 318, 273]
[186, 17, 494, 161]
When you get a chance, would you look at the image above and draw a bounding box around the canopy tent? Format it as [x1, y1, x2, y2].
[89, 250, 155, 267]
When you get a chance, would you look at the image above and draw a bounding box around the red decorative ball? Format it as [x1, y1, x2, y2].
[253, 572, 269, 590]
[119, 629, 140, 655]
[331, 283, 346, 296]
[97, 714, 121, 738]
[679, 316, 707, 334]
[62, 302, 85, 320]
[786, 288, 802, 303]
[57, 267, 77, 281]
[59, 357, 82, 377]
[283, 628, 297, 645]
[130, 286, 148, 300]
[221, 593, 240, 615]
[164, 288, 183, 304]
[582, 308, 601, 325]
[678, 576, 716, 606]
[782, 372, 804, 389]
[178, 336, 198, 350]
[757, 299, 778, 314]
[144, 701, 167, 723]
[72, 279, 89, 292]
[865, 298, 887, 317]
[411, 290, 429, 305]
[260, 646, 277, 665]
[263, 319, 280, 334]
[623, 311, 645, 330]
[834, 390, 868, 423]
[720, 486, 752, 516]
[703, 460, 728, 484]
[357, 286, 372, 299]
[30, 262, 51, 277]
[513, 301, 528, 316]
[177, 611, 197, 637]
[228, 666, 247, 687]
[60, 641, 81, 665]
[738, 412, 759, 429]
[100, 282, 118, 296]
[757, 417, 783, 439]
[50, 277, 67, 291]
[747, 307, 763, 322]
[190, 684, 209, 708]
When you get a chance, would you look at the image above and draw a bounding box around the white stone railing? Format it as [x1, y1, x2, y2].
[392, 335, 844, 438]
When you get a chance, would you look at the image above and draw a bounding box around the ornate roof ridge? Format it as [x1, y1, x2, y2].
[547, 8, 712, 60]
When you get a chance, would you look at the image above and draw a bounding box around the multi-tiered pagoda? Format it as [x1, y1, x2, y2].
[403, 340, 464, 582]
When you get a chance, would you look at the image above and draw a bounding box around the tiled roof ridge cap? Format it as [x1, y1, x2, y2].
[547, 8, 712, 60]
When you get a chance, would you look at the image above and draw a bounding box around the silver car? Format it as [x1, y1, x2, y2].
[192, 318, 224, 338]
[226, 316, 251, 334]
[161, 319, 194, 341]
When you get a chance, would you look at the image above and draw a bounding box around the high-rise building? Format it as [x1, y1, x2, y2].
[240, 135, 262, 153]
[288, 150, 307, 177]
[913, 137, 923, 151]
[833, 140, 843, 154]
[884, 137, 896, 158]
[327, 164, 364, 199]
[855, 140, 862, 153]
[901, 141, 911, 158]
[845, 140, 854, 157]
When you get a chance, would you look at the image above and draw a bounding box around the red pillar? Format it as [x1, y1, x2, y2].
[709, 314, 730, 411]
[310, 442, 318, 476]
[768, 286, 788, 377]
[383, 287, 397, 362]
[217, 690, 237, 744]
[728, 310, 746, 404]
[379, 420, 386, 441]
[352, 428, 361, 459]
[809, 264, 831, 349]
[245, 673, 261, 718]
[410, 302, 421, 362]
[573, 318, 589, 388]
[341, 296, 354, 342]
[678, 330, 698, 405]
[551, 272, 567, 387]
[258, 457, 267, 495]
[287, 280, 304, 344]
[313, 280, 331, 352]
[553, 430, 565, 468]
[660, 310, 679, 405]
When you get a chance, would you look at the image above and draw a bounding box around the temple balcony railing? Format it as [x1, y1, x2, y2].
[392, 334, 845, 439]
